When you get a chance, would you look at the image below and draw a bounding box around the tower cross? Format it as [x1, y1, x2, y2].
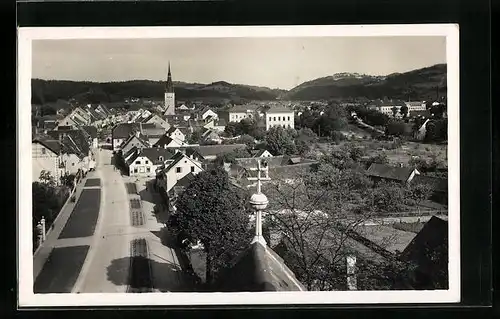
[248, 159, 271, 246]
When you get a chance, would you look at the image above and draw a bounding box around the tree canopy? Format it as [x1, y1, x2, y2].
[264, 126, 297, 155]
[173, 168, 252, 284]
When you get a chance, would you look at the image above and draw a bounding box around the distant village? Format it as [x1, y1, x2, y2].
[32, 64, 449, 292]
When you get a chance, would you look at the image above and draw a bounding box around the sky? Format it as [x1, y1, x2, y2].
[32, 36, 446, 90]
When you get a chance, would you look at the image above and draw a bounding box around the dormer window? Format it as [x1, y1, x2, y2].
[159, 156, 164, 162]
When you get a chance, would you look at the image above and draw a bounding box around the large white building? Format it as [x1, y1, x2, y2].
[264, 106, 295, 131]
[226, 104, 261, 123]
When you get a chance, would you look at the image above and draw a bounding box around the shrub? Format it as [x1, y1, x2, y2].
[70, 195, 76, 203]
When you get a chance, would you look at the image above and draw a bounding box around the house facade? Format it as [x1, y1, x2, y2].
[157, 152, 204, 192]
[166, 127, 186, 142]
[126, 147, 176, 177]
[32, 140, 63, 184]
[226, 104, 261, 123]
[265, 106, 295, 131]
[142, 114, 170, 130]
[405, 101, 427, 112]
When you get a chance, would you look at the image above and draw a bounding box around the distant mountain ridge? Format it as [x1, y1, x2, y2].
[31, 64, 446, 106]
[285, 64, 447, 101]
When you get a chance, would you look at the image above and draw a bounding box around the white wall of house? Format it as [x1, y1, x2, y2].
[113, 138, 126, 151]
[265, 112, 294, 131]
[168, 129, 186, 142]
[32, 142, 60, 184]
[257, 150, 273, 158]
[229, 111, 255, 122]
[165, 156, 203, 192]
[128, 156, 157, 177]
[61, 153, 85, 175]
[92, 137, 98, 149]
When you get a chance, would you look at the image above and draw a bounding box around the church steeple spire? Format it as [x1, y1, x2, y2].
[166, 61, 174, 93]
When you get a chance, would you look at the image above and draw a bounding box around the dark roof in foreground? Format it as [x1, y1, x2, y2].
[366, 163, 416, 182]
[214, 242, 306, 292]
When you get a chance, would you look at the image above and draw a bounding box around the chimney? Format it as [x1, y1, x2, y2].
[135, 130, 140, 138]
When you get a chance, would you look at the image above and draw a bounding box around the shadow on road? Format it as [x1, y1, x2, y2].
[106, 256, 197, 292]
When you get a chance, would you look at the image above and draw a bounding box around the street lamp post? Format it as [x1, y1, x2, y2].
[248, 159, 271, 246]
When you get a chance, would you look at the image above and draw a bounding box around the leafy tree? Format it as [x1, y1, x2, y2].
[313, 105, 348, 137]
[371, 181, 407, 213]
[365, 153, 389, 168]
[406, 182, 433, 205]
[174, 168, 252, 284]
[400, 105, 409, 118]
[187, 130, 203, 144]
[214, 148, 251, 165]
[391, 106, 399, 118]
[236, 134, 256, 148]
[262, 162, 379, 290]
[295, 128, 318, 155]
[264, 126, 297, 155]
[386, 120, 408, 137]
[39, 170, 56, 187]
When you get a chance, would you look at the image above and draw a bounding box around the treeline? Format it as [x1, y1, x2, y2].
[31, 79, 279, 106]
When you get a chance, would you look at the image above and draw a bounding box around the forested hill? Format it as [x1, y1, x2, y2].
[31, 79, 283, 105]
[32, 64, 446, 106]
[284, 64, 447, 101]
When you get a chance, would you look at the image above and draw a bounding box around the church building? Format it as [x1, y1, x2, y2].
[164, 62, 176, 116]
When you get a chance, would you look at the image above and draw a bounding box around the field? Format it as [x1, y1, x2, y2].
[312, 139, 447, 167]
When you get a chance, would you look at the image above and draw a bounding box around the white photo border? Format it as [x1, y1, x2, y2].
[18, 24, 460, 307]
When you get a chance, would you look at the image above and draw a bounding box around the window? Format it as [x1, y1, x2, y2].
[273, 117, 276, 121]
[146, 167, 150, 173]
[185, 160, 187, 163]
[134, 168, 138, 173]
[145, 160, 149, 164]
[278, 116, 281, 121]
[176, 167, 182, 173]
[288, 116, 290, 121]
[135, 160, 141, 165]
[159, 156, 164, 162]
[72, 163, 75, 166]
[191, 166, 195, 172]
[41, 148, 46, 154]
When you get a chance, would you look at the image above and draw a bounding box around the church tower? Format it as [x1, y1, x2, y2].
[164, 62, 175, 116]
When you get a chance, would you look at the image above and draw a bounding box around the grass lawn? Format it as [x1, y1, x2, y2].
[390, 222, 425, 234]
[34, 245, 89, 293]
[58, 188, 101, 239]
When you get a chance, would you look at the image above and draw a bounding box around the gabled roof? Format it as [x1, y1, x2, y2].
[86, 108, 102, 121]
[251, 149, 271, 157]
[185, 147, 205, 161]
[166, 126, 183, 135]
[175, 172, 196, 188]
[214, 242, 306, 292]
[123, 146, 139, 161]
[400, 216, 448, 286]
[120, 133, 150, 149]
[154, 135, 177, 148]
[81, 126, 98, 139]
[112, 123, 140, 139]
[46, 129, 90, 159]
[32, 138, 61, 155]
[366, 163, 417, 182]
[126, 147, 176, 166]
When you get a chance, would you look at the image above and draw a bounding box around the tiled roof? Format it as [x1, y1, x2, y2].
[81, 126, 98, 139]
[214, 242, 306, 292]
[175, 172, 196, 188]
[265, 106, 294, 114]
[229, 104, 262, 113]
[120, 134, 150, 149]
[112, 123, 139, 139]
[33, 139, 61, 155]
[154, 135, 175, 148]
[400, 216, 448, 285]
[47, 129, 90, 159]
[366, 163, 416, 182]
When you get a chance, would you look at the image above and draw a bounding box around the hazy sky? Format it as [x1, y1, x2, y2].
[32, 36, 446, 90]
